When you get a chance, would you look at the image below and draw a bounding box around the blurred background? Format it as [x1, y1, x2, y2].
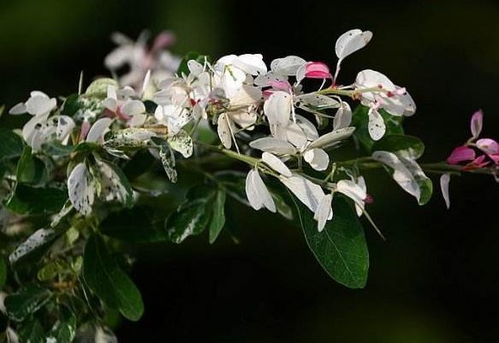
[1, 0, 498, 341]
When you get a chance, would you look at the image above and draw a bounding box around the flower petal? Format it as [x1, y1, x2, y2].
[304, 148, 329, 171]
[249, 137, 297, 155]
[335, 29, 373, 61]
[270, 55, 307, 76]
[308, 127, 355, 149]
[245, 169, 276, 212]
[121, 100, 145, 117]
[476, 138, 499, 155]
[86, 118, 113, 143]
[262, 152, 292, 177]
[440, 173, 451, 209]
[263, 91, 292, 139]
[217, 113, 233, 149]
[446, 146, 476, 164]
[470, 110, 483, 140]
[279, 174, 325, 212]
[367, 107, 386, 141]
[314, 194, 333, 232]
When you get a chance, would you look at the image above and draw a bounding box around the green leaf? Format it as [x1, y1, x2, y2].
[399, 156, 433, 205]
[101, 207, 169, 243]
[9, 228, 59, 264]
[372, 134, 425, 159]
[293, 195, 369, 288]
[5, 184, 67, 215]
[42, 141, 75, 156]
[16, 146, 46, 185]
[61, 93, 83, 117]
[48, 310, 77, 343]
[352, 105, 404, 153]
[0, 129, 24, 160]
[0, 257, 6, 289]
[19, 318, 45, 342]
[85, 78, 118, 99]
[83, 235, 144, 321]
[4, 284, 52, 321]
[166, 185, 215, 243]
[176, 52, 210, 75]
[209, 189, 226, 244]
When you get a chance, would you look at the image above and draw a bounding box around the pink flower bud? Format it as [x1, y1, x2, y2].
[446, 146, 476, 164]
[304, 62, 332, 79]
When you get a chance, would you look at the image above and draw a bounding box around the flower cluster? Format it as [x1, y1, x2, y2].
[9, 29, 422, 232]
[1, 29, 496, 341]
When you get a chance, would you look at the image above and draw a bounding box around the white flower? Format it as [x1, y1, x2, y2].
[354, 69, 416, 140]
[245, 168, 276, 212]
[336, 177, 367, 216]
[214, 54, 267, 97]
[9, 91, 57, 116]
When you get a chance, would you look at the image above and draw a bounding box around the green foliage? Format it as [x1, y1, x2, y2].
[372, 134, 425, 159]
[4, 284, 52, 321]
[209, 189, 226, 244]
[0, 129, 24, 161]
[176, 52, 210, 75]
[293, 195, 369, 289]
[16, 146, 47, 185]
[352, 105, 404, 153]
[166, 184, 216, 243]
[5, 184, 67, 215]
[83, 235, 144, 321]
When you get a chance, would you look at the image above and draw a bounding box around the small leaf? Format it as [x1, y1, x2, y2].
[166, 185, 216, 244]
[209, 189, 226, 244]
[5, 284, 52, 321]
[61, 94, 83, 117]
[293, 195, 369, 288]
[372, 134, 425, 159]
[16, 146, 46, 185]
[5, 184, 67, 215]
[167, 129, 193, 158]
[83, 235, 144, 321]
[159, 142, 177, 183]
[48, 310, 77, 343]
[0, 129, 24, 160]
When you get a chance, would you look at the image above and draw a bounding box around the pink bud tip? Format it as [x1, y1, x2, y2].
[304, 62, 332, 79]
[446, 146, 476, 165]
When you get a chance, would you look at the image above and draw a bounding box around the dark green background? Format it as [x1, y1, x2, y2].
[1, 0, 498, 341]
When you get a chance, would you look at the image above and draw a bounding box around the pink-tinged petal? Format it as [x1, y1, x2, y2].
[79, 120, 91, 142]
[463, 155, 489, 170]
[262, 89, 274, 99]
[470, 109, 483, 139]
[305, 62, 332, 79]
[269, 80, 292, 92]
[489, 154, 499, 164]
[151, 31, 176, 52]
[476, 138, 499, 155]
[446, 146, 475, 164]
